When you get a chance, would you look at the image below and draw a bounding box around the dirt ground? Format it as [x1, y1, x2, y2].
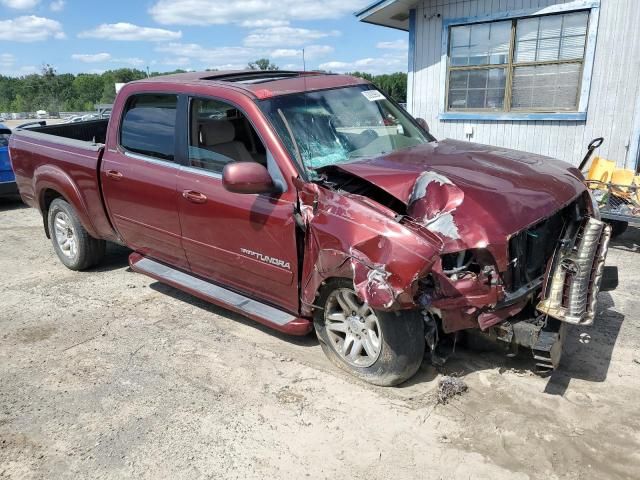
[1, 196, 639, 480]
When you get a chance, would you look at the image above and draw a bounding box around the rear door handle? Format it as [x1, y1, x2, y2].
[105, 170, 123, 180]
[182, 190, 208, 204]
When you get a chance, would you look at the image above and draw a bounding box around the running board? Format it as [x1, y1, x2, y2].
[129, 253, 312, 336]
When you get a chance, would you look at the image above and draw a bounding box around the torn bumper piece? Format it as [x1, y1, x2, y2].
[537, 217, 612, 326]
[484, 317, 566, 370]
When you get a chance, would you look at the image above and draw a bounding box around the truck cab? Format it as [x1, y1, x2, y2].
[100, 79, 302, 314]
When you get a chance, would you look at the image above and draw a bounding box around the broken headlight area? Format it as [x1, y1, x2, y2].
[416, 249, 525, 366]
[416, 246, 560, 370]
[418, 249, 506, 332]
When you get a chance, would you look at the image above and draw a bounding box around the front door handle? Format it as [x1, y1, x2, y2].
[106, 170, 123, 180]
[182, 190, 208, 204]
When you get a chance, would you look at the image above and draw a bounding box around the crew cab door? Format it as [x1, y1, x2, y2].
[176, 95, 299, 313]
[101, 93, 189, 269]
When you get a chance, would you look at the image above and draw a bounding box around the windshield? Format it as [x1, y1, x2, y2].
[259, 85, 434, 178]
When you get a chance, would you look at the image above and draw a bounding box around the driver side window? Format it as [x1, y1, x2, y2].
[188, 98, 267, 173]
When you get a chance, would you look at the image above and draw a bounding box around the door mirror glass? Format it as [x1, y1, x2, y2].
[222, 162, 275, 194]
[416, 117, 430, 133]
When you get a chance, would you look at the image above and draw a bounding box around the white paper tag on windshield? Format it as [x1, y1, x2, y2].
[362, 90, 385, 102]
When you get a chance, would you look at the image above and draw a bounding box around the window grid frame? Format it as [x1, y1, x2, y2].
[445, 11, 589, 114]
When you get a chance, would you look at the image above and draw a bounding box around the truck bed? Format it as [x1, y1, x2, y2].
[9, 119, 118, 242]
[18, 119, 109, 148]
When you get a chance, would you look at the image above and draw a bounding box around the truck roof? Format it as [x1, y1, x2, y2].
[133, 70, 370, 99]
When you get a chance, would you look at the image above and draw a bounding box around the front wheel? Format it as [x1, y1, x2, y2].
[314, 279, 425, 386]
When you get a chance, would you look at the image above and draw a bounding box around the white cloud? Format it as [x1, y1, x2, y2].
[79, 23, 182, 42]
[1, 0, 39, 9]
[49, 0, 64, 11]
[270, 49, 301, 59]
[150, 0, 370, 25]
[204, 63, 247, 71]
[271, 44, 333, 59]
[157, 39, 334, 71]
[240, 19, 289, 28]
[281, 63, 302, 70]
[0, 54, 37, 76]
[0, 16, 65, 42]
[244, 26, 339, 48]
[161, 57, 191, 67]
[319, 52, 407, 74]
[0, 53, 15, 68]
[71, 53, 147, 67]
[71, 53, 112, 63]
[113, 57, 146, 67]
[156, 42, 258, 69]
[376, 39, 408, 50]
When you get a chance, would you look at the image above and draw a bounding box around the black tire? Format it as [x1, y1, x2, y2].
[607, 220, 628, 238]
[47, 198, 106, 270]
[314, 278, 425, 386]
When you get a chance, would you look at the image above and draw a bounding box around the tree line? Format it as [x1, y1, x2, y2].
[0, 65, 187, 113]
[0, 62, 408, 113]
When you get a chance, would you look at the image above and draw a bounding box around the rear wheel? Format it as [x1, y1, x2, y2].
[47, 198, 106, 270]
[314, 279, 425, 386]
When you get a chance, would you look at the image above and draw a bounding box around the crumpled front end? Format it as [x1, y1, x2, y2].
[298, 150, 610, 341]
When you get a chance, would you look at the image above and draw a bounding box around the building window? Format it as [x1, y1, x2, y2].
[446, 11, 589, 113]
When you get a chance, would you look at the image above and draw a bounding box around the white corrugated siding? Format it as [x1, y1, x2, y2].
[410, 0, 640, 166]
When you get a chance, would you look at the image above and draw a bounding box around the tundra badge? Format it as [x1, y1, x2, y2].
[240, 248, 291, 270]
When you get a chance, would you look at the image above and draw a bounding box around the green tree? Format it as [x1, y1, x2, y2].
[349, 71, 407, 103]
[71, 74, 104, 110]
[248, 58, 279, 71]
[10, 94, 27, 112]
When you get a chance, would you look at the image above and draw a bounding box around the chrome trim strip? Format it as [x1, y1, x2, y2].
[123, 151, 181, 169]
[179, 165, 222, 179]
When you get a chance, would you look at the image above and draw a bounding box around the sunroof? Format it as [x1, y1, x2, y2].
[206, 71, 303, 84]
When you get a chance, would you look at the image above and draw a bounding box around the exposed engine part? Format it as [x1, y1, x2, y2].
[422, 310, 458, 366]
[423, 311, 440, 363]
[442, 250, 473, 275]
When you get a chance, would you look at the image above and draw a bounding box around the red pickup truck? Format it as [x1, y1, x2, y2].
[10, 71, 612, 385]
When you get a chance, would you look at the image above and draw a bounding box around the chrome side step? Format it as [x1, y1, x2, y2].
[129, 254, 312, 335]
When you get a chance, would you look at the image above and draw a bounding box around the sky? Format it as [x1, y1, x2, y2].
[0, 0, 409, 76]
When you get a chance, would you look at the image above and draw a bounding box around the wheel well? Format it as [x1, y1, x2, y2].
[315, 277, 353, 304]
[41, 189, 64, 238]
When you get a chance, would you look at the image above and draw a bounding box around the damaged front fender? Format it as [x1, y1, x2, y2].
[295, 179, 442, 315]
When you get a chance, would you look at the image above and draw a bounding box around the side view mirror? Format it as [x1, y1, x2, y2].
[416, 117, 430, 133]
[222, 162, 275, 194]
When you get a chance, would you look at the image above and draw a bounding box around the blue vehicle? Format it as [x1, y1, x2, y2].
[0, 123, 18, 197]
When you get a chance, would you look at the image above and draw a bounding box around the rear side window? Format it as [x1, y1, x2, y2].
[120, 94, 177, 161]
[0, 133, 10, 148]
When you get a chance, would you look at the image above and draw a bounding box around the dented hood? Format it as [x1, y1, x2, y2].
[335, 139, 586, 250]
